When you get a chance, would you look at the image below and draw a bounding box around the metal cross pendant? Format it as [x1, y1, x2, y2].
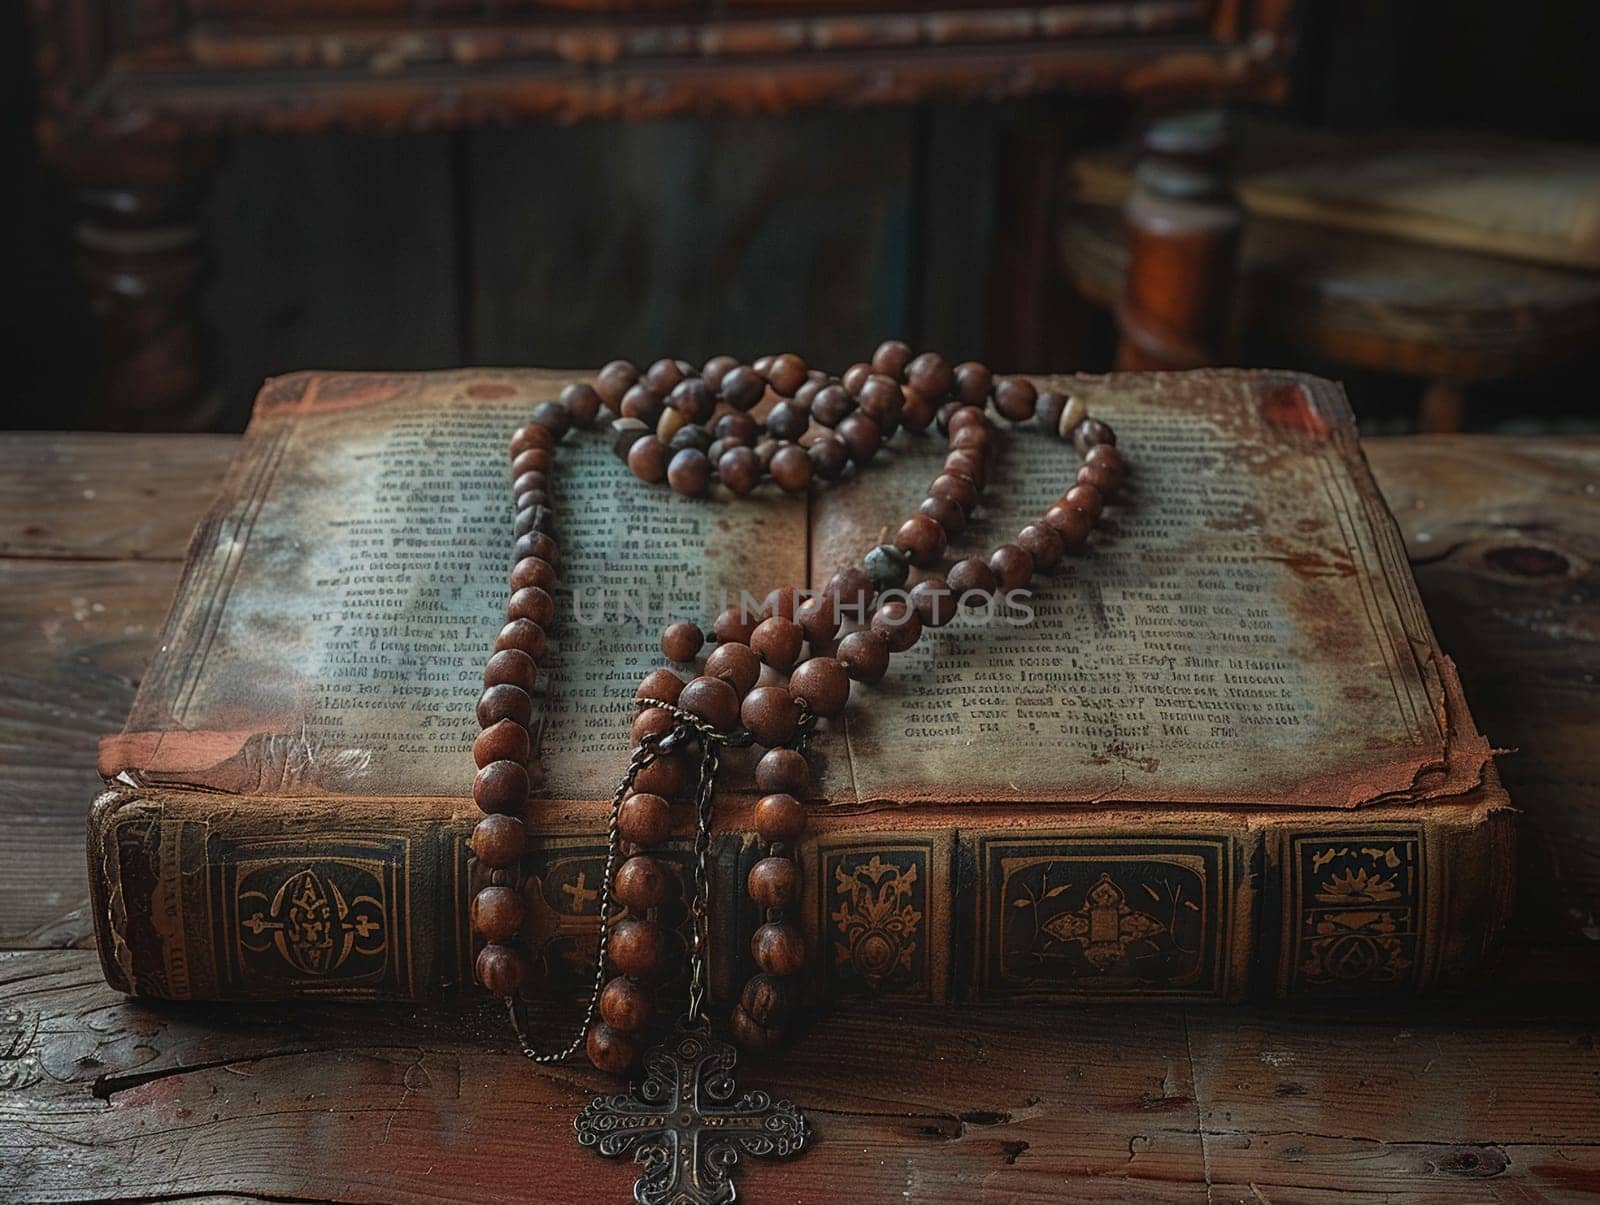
[574, 1023, 811, 1204]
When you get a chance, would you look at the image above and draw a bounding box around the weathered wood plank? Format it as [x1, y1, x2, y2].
[0, 433, 232, 561]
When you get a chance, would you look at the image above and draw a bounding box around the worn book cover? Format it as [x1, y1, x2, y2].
[89, 367, 1511, 1008]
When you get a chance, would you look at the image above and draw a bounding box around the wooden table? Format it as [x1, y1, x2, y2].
[3, 432, 1598, 1201]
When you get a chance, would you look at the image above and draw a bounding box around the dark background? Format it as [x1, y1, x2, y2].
[11, 0, 1600, 434]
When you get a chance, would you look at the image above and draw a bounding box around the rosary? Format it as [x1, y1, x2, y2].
[467, 341, 1123, 1204]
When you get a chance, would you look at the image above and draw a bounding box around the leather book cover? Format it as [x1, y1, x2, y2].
[87, 367, 1511, 1007]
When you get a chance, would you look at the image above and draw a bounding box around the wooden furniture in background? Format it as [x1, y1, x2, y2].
[26, 1, 1294, 429]
[3, 430, 1599, 1197]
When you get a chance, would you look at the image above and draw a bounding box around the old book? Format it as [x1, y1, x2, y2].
[89, 368, 1511, 1009]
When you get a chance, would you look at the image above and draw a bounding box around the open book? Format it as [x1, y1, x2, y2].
[91, 368, 1510, 1008]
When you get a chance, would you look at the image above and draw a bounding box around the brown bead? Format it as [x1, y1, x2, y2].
[992, 375, 1037, 422]
[910, 576, 957, 628]
[483, 647, 538, 693]
[720, 364, 766, 411]
[871, 339, 914, 377]
[837, 629, 890, 683]
[715, 410, 759, 444]
[1063, 482, 1104, 522]
[507, 585, 556, 627]
[472, 884, 525, 942]
[789, 656, 850, 718]
[825, 568, 874, 619]
[796, 594, 840, 649]
[748, 856, 802, 908]
[586, 1022, 640, 1073]
[944, 448, 988, 490]
[631, 705, 677, 747]
[632, 746, 689, 793]
[643, 357, 683, 395]
[713, 605, 758, 646]
[474, 718, 531, 769]
[661, 622, 704, 663]
[1034, 389, 1066, 433]
[905, 352, 954, 398]
[742, 685, 801, 747]
[841, 361, 873, 395]
[560, 382, 603, 428]
[517, 531, 560, 567]
[618, 792, 673, 846]
[769, 444, 813, 494]
[531, 400, 571, 438]
[512, 446, 554, 478]
[510, 422, 555, 457]
[615, 854, 672, 911]
[765, 401, 808, 442]
[1043, 503, 1092, 550]
[702, 354, 739, 391]
[857, 375, 904, 436]
[765, 353, 808, 397]
[811, 386, 854, 428]
[679, 675, 741, 730]
[1077, 459, 1121, 495]
[1017, 522, 1065, 570]
[704, 641, 761, 696]
[752, 922, 806, 976]
[762, 586, 803, 621]
[620, 383, 664, 426]
[510, 556, 558, 594]
[929, 472, 980, 512]
[755, 748, 811, 796]
[900, 385, 938, 433]
[837, 413, 882, 465]
[754, 793, 807, 843]
[947, 557, 999, 603]
[953, 361, 993, 405]
[611, 419, 651, 463]
[741, 973, 794, 1029]
[730, 1004, 783, 1052]
[751, 617, 804, 672]
[476, 943, 528, 996]
[919, 494, 966, 535]
[599, 976, 652, 1033]
[596, 360, 640, 408]
[477, 683, 532, 728]
[946, 403, 989, 435]
[871, 599, 922, 653]
[666, 447, 711, 496]
[1073, 417, 1116, 453]
[716, 445, 762, 496]
[668, 376, 716, 424]
[513, 504, 553, 538]
[512, 468, 548, 498]
[989, 544, 1034, 592]
[894, 513, 948, 569]
[474, 759, 530, 815]
[636, 668, 685, 704]
[609, 918, 665, 978]
[627, 435, 667, 484]
[1086, 441, 1125, 474]
[471, 813, 526, 867]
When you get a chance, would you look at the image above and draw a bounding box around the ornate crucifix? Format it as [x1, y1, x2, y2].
[575, 1025, 810, 1204]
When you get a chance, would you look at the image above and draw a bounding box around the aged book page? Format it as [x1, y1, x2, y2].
[101, 370, 807, 800]
[809, 370, 1487, 808]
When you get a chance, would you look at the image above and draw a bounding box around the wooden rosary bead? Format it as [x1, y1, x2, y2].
[712, 605, 758, 646]
[660, 621, 704, 663]
[644, 357, 684, 395]
[992, 375, 1037, 422]
[586, 1022, 640, 1073]
[510, 422, 555, 457]
[900, 385, 938, 433]
[704, 641, 761, 696]
[791, 656, 852, 718]
[1085, 442, 1124, 474]
[474, 759, 530, 814]
[702, 354, 739, 391]
[751, 616, 804, 672]
[474, 718, 532, 769]
[763, 585, 805, 621]
[948, 425, 992, 458]
[755, 748, 810, 796]
[618, 792, 673, 846]
[631, 747, 692, 795]
[946, 404, 988, 435]
[599, 975, 652, 1033]
[512, 446, 554, 477]
[748, 856, 802, 909]
[857, 375, 904, 436]
[894, 513, 948, 568]
[794, 376, 827, 412]
[1073, 417, 1116, 453]
[947, 557, 999, 603]
[741, 972, 794, 1030]
[1043, 503, 1092, 550]
[627, 434, 668, 484]
[636, 668, 685, 704]
[720, 364, 766, 411]
[836, 413, 882, 465]
[476, 943, 528, 996]
[531, 401, 571, 438]
[808, 434, 851, 481]
[910, 577, 957, 628]
[765, 402, 808, 443]
[872, 599, 922, 652]
[470, 813, 526, 867]
[929, 472, 980, 512]
[905, 352, 954, 399]
[517, 531, 560, 566]
[825, 567, 874, 617]
[614, 854, 673, 911]
[1063, 481, 1105, 521]
[508, 585, 556, 627]
[730, 1005, 784, 1052]
[609, 918, 666, 978]
[769, 444, 813, 493]
[754, 793, 807, 843]
[840, 361, 872, 395]
[811, 384, 854, 428]
[483, 647, 538, 693]
[871, 339, 914, 377]
[494, 618, 548, 660]
[741, 685, 801, 747]
[631, 705, 677, 747]
[752, 922, 807, 976]
[668, 377, 716, 424]
[560, 382, 603, 428]
[596, 360, 640, 408]
[953, 361, 993, 405]
[513, 504, 554, 539]
[679, 674, 741, 730]
[510, 555, 558, 593]
[1077, 459, 1120, 496]
[863, 543, 909, 592]
[836, 629, 890, 683]
[1034, 389, 1066, 433]
[477, 683, 533, 728]
[717, 445, 761, 496]
[715, 410, 760, 444]
[512, 468, 548, 498]
[667, 447, 711, 496]
[796, 594, 840, 649]
[944, 449, 988, 491]
[471, 884, 525, 942]
[1017, 522, 1065, 570]
[765, 353, 809, 397]
[989, 543, 1035, 592]
[621, 384, 665, 427]
[919, 494, 966, 535]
